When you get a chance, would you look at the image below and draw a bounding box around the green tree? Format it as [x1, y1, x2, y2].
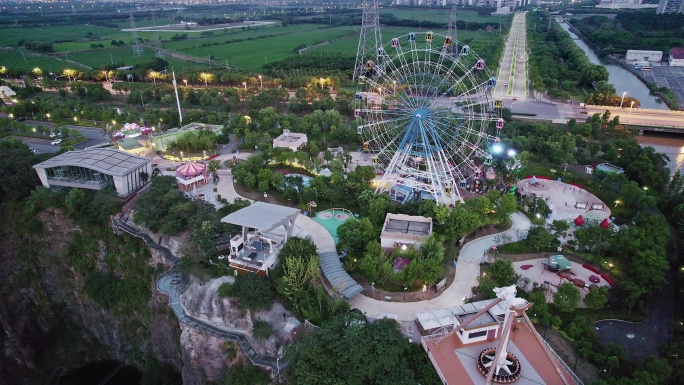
[287, 315, 415, 385]
[252, 320, 272, 340]
[218, 364, 270, 385]
[64, 188, 87, 219]
[217, 274, 274, 311]
[337, 218, 376, 255]
[0, 139, 41, 202]
[553, 282, 580, 313]
[548, 220, 570, 238]
[492, 192, 517, 225]
[207, 159, 221, 179]
[527, 226, 558, 251]
[359, 240, 382, 282]
[584, 286, 608, 311]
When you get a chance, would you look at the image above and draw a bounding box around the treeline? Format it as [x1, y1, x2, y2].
[16, 40, 54, 53]
[572, 14, 684, 55]
[527, 12, 608, 99]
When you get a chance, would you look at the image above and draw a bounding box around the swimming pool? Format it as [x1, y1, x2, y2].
[285, 173, 312, 188]
[312, 208, 356, 244]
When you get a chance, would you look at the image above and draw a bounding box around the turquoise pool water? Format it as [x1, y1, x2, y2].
[286, 173, 312, 188]
[312, 209, 355, 244]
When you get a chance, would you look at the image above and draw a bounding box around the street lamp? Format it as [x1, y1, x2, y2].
[102, 70, 109, 83]
[183, 79, 188, 87]
[393, 80, 396, 94]
[629, 100, 635, 115]
[46, 113, 50, 121]
[620, 91, 627, 108]
[320, 77, 325, 90]
[200, 73, 209, 87]
[258, 75, 263, 89]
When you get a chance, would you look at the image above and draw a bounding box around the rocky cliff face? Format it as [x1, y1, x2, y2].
[1, 207, 296, 385]
[0, 208, 182, 384]
[178, 277, 300, 383]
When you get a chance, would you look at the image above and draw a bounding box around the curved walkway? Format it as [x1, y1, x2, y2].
[112, 219, 287, 373]
[188, 152, 532, 321]
[348, 212, 532, 321]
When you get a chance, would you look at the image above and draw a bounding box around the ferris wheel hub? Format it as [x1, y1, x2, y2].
[413, 108, 430, 121]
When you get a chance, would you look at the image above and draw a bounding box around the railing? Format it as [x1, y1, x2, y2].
[112, 218, 288, 374]
[541, 339, 584, 385]
[427, 351, 448, 385]
[48, 177, 108, 188]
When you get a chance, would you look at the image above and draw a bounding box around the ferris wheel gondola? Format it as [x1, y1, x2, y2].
[355, 31, 502, 204]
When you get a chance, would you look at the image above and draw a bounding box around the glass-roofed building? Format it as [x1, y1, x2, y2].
[33, 148, 152, 197]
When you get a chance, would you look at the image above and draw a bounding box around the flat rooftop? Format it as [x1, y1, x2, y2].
[33, 148, 150, 176]
[426, 322, 578, 385]
[278, 135, 304, 142]
[221, 202, 299, 230]
[384, 219, 431, 236]
[459, 312, 499, 329]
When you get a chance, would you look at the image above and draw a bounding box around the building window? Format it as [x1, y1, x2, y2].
[468, 330, 487, 339]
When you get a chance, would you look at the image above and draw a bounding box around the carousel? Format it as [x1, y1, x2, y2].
[176, 161, 208, 192]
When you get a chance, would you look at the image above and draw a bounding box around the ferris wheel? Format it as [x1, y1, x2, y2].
[355, 31, 504, 204]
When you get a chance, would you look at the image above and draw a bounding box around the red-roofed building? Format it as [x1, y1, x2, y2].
[669, 47, 684, 67]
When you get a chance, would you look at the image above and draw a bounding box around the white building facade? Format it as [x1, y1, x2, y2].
[626, 50, 663, 62]
[33, 148, 151, 197]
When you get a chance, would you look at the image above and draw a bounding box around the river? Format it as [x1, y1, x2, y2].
[557, 20, 667, 110]
[637, 134, 684, 176]
[556, 19, 684, 174]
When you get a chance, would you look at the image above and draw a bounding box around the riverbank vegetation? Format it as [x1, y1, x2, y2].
[570, 12, 684, 56]
[492, 112, 684, 384]
[526, 12, 608, 100]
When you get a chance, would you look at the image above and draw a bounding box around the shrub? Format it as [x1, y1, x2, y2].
[217, 274, 274, 311]
[252, 320, 272, 340]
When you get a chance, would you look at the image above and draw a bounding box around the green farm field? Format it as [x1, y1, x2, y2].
[0, 51, 66, 73]
[311, 28, 481, 54]
[64, 46, 208, 70]
[181, 26, 357, 71]
[380, 9, 505, 24]
[162, 23, 321, 51]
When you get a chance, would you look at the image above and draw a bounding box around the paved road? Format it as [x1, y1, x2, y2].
[495, 12, 528, 100]
[584, 105, 684, 128]
[9, 121, 111, 154]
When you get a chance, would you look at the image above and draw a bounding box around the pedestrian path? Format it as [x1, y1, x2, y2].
[111, 219, 287, 373]
[348, 212, 531, 321]
[158, 152, 533, 323]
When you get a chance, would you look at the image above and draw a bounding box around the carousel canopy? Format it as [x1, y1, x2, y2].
[600, 218, 610, 228]
[574, 215, 585, 227]
[176, 161, 206, 178]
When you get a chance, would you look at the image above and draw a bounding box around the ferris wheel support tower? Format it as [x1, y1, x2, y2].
[353, 0, 382, 80]
[445, 0, 459, 57]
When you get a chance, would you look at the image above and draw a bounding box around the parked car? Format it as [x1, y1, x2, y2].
[512, 97, 518, 101]
[503, 82, 508, 86]
[49, 132, 57, 138]
[51, 139, 62, 145]
[518, 69, 522, 73]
